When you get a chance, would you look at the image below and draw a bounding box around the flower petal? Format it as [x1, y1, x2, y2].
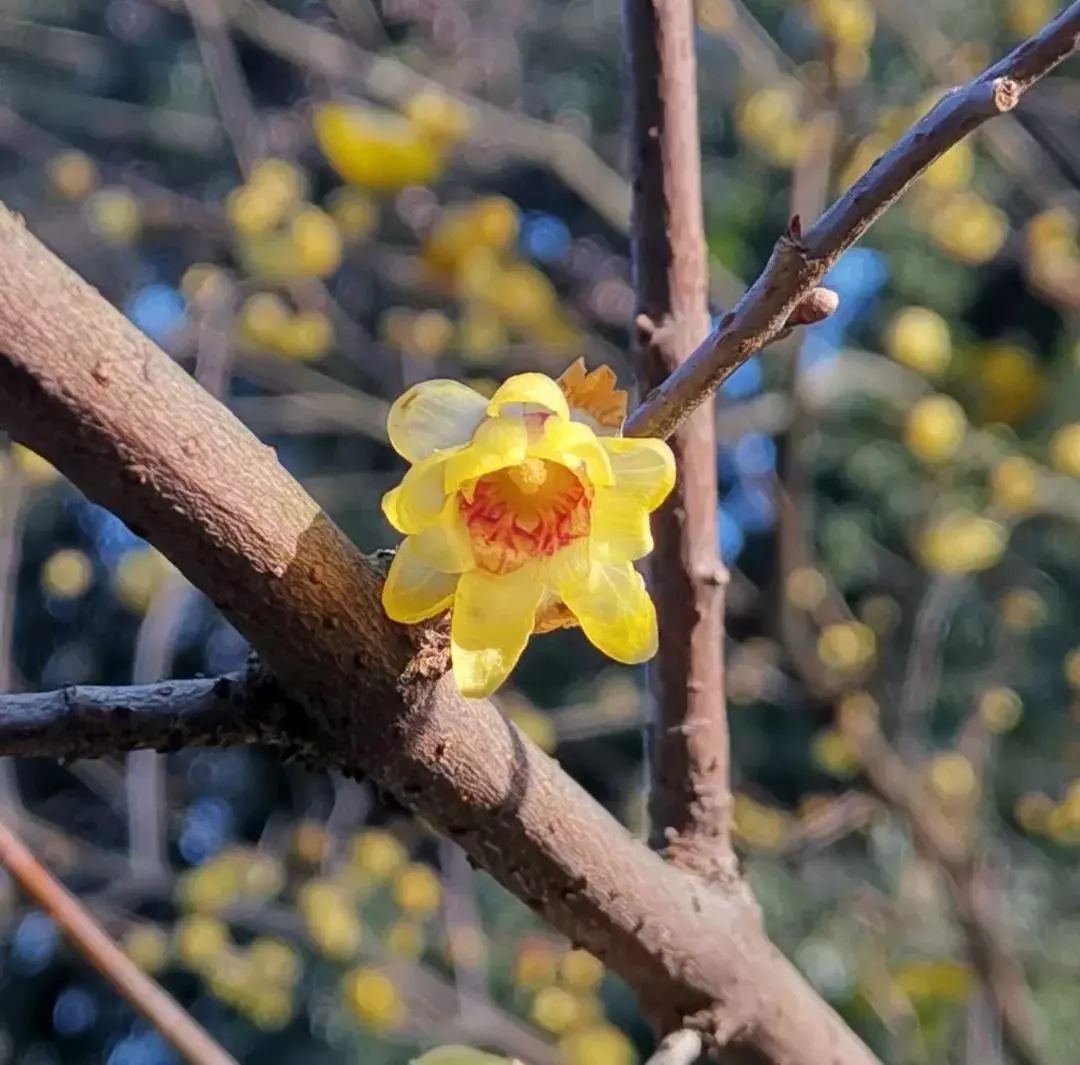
[533, 419, 614, 488]
[556, 562, 658, 664]
[382, 538, 459, 624]
[451, 565, 544, 697]
[487, 373, 569, 420]
[589, 489, 653, 563]
[409, 497, 475, 573]
[601, 437, 675, 511]
[387, 379, 489, 463]
[382, 453, 448, 534]
[443, 416, 529, 494]
[541, 539, 590, 588]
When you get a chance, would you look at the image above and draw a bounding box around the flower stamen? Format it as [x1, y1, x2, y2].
[459, 460, 590, 574]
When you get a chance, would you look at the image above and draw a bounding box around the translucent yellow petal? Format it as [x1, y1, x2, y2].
[589, 489, 653, 563]
[451, 566, 544, 697]
[382, 454, 448, 534]
[601, 437, 675, 511]
[532, 419, 614, 488]
[556, 562, 657, 664]
[382, 538, 459, 624]
[487, 373, 569, 420]
[387, 379, 489, 463]
[409, 497, 475, 573]
[443, 416, 529, 494]
[541, 540, 590, 589]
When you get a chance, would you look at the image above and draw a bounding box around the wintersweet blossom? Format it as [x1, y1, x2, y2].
[380, 360, 675, 697]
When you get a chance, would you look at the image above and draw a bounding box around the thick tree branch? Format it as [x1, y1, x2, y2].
[623, 0, 733, 877]
[0, 205, 875, 1063]
[625, 0, 1080, 440]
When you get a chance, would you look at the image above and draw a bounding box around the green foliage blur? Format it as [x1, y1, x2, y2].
[0, 1, 1078, 1063]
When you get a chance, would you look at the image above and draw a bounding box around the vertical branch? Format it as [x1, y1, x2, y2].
[0, 819, 237, 1065]
[623, 0, 732, 877]
[184, 0, 264, 173]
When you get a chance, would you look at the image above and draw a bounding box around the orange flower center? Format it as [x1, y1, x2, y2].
[459, 459, 591, 574]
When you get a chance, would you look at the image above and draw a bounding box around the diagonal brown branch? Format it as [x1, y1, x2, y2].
[626, 0, 1080, 440]
[623, 0, 733, 879]
[0, 818, 237, 1065]
[0, 203, 875, 1064]
[844, 715, 1049, 1065]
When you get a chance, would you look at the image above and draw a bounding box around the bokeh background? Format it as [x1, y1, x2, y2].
[0, 0, 1079, 1063]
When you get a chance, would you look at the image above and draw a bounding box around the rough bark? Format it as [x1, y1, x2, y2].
[623, 0, 733, 878]
[0, 204, 876, 1062]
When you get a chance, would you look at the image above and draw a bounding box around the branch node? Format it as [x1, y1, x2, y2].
[992, 76, 1021, 112]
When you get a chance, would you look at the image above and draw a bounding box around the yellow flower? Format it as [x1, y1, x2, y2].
[392, 862, 442, 916]
[380, 363, 674, 697]
[342, 967, 402, 1032]
[314, 102, 445, 192]
[919, 512, 1006, 574]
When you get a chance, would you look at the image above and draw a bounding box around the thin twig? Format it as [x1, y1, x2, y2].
[894, 575, 967, 758]
[869, 0, 1078, 208]
[625, 1, 1080, 440]
[0, 818, 238, 1065]
[624, 0, 733, 879]
[183, 0, 264, 173]
[844, 716, 1049, 1065]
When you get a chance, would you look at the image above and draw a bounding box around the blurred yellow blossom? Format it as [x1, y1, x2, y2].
[885, 306, 951, 375]
[111, 546, 175, 614]
[812, 728, 861, 778]
[351, 829, 408, 878]
[928, 193, 1007, 264]
[123, 923, 169, 974]
[393, 862, 442, 916]
[1050, 423, 1080, 476]
[559, 950, 604, 992]
[11, 444, 59, 486]
[561, 1024, 637, 1065]
[928, 753, 978, 803]
[904, 395, 966, 464]
[315, 102, 446, 192]
[978, 687, 1023, 733]
[817, 621, 876, 673]
[41, 549, 93, 600]
[919, 513, 1006, 574]
[48, 150, 98, 201]
[85, 187, 141, 244]
[977, 344, 1045, 425]
[343, 967, 402, 1032]
[531, 985, 582, 1034]
[991, 456, 1039, 514]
